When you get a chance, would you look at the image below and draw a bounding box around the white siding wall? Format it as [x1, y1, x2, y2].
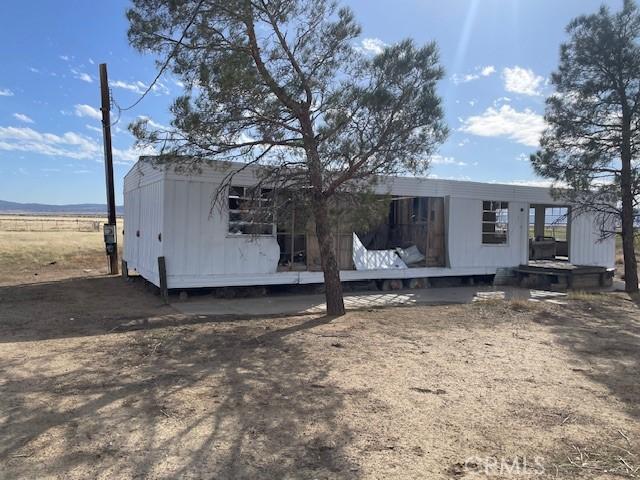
[123, 189, 139, 268]
[122, 159, 616, 288]
[162, 178, 280, 288]
[569, 211, 616, 268]
[384, 177, 557, 204]
[447, 197, 529, 269]
[123, 180, 164, 285]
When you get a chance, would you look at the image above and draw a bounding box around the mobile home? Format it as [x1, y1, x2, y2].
[123, 158, 615, 289]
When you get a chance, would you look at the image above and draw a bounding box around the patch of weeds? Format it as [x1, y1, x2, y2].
[474, 297, 544, 313]
[552, 440, 640, 479]
[410, 387, 446, 395]
[507, 299, 545, 312]
[567, 290, 602, 302]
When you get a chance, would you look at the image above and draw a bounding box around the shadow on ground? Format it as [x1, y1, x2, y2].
[0, 274, 567, 343]
[0, 309, 360, 478]
[3, 274, 640, 478]
[0, 276, 178, 342]
[533, 294, 640, 420]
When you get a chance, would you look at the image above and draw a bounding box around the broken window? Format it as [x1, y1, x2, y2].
[276, 203, 307, 270]
[482, 201, 509, 245]
[228, 186, 275, 235]
[546, 207, 568, 241]
[359, 196, 446, 267]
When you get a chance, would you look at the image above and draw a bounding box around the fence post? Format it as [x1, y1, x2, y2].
[158, 256, 169, 304]
[121, 260, 129, 279]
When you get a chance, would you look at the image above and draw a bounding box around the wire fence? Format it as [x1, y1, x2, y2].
[0, 217, 106, 232]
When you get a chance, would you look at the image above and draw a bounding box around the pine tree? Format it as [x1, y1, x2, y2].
[533, 0, 640, 292]
[127, 0, 448, 314]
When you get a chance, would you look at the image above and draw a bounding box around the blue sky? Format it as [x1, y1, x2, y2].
[0, 0, 623, 204]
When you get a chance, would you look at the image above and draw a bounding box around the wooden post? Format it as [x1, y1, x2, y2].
[290, 206, 295, 266]
[99, 63, 119, 275]
[158, 256, 169, 304]
[121, 260, 129, 279]
[424, 198, 430, 267]
[534, 206, 546, 239]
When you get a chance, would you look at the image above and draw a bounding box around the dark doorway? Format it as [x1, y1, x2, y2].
[528, 205, 570, 262]
[358, 196, 446, 268]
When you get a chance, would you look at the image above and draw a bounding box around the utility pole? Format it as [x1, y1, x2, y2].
[99, 63, 119, 275]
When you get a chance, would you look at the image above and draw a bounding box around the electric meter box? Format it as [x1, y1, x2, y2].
[103, 223, 117, 254]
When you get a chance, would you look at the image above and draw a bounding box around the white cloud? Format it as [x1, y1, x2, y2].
[111, 80, 146, 94]
[113, 144, 157, 164]
[85, 124, 102, 133]
[493, 96, 512, 107]
[0, 125, 152, 164]
[74, 104, 102, 121]
[452, 65, 496, 84]
[0, 126, 101, 160]
[480, 65, 496, 76]
[111, 79, 169, 95]
[88, 58, 95, 65]
[137, 115, 169, 130]
[428, 174, 472, 182]
[360, 38, 386, 55]
[59, 55, 70, 61]
[503, 66, 544, 96]
[78, 73, 93, 83]
[430, 155, 468, 166]
[0, 88, 14, 97]
[71, 69, 93, 83]
[453, 73, 479, 84]
[491, 179, 554, 188]
[29, 67, 40, 73]
[459, 104, 546, 147]
[13, 113, 34, 124]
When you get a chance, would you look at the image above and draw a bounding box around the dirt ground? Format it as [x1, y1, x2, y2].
[1, 276, 640, 479]
[0, 220, 122, 287]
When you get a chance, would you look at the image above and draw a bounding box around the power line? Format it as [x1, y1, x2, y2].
[109, 0, 205, 122]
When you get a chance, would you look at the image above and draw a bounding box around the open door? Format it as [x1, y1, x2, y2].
[528, 205, 570, 262]
[385, 196, 446, 267]
[425, 197, 445, 267]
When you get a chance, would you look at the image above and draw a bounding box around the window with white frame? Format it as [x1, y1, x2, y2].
[546, 207, 568, 241]
[482, 201, 509, 244]
[228, 186, 275, 235]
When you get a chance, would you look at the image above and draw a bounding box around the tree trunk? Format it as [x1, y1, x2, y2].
[620, 168, 638, 293]
[312, 195, 346, 316]
[300, 113, 346, 316]
[620, 120, 639, 293]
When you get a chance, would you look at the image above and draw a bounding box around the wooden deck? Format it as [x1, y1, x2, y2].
[515, 261, 614, 289]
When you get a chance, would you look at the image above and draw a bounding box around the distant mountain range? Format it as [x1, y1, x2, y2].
[0, 200, 123, 215]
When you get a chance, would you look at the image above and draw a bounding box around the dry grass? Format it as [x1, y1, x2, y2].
[473, 296, 545, 313]
[567, 290, 604, 302]
[0, 218, 638, 478]
[1, 278, 639, 479]
[0, 215, 119, 232]
[0, 218, 123, 286]
[615, 235, 640, 265]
